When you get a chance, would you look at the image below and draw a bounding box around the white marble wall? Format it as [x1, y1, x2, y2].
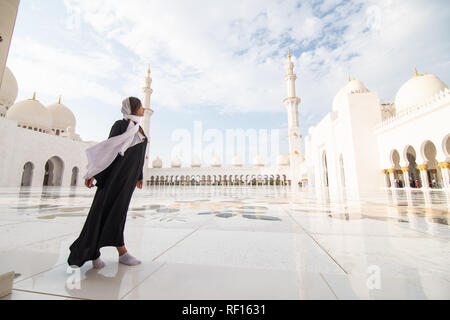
[0, 118, 91, 187]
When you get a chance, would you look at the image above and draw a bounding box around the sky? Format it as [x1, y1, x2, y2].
[6, 0, 450, 168]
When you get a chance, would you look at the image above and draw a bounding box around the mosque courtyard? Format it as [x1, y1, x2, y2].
[0, 185, 449, 300]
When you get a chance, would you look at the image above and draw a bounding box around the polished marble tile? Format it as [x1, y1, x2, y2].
[322, 273, 450, 300]
[312, 234, 450, 281]
[0, 186, 449, 300]
[122, 262, 303, 300]
[1, 289, 74, 300]
[156, 229, 299, 271]
[14, 258, 164, 300]
[0, 221, 81, 251]
[288, 213, 433, 238]
[0, 249, 66, 283]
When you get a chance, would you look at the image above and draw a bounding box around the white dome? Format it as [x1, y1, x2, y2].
[211, 155, 221, 167]
[0, 67, 18, 108]
[332, 86, 347, 111]
[152, 156, 162, 168]
[6, 95, 52, 131]
[171, 155, 181, 168]
[277, 154, 289, 166]
[332, 79, 369, 112]
[191, 154, 201, 167]
[232, 155, 243, 167]
[395, 73, 448, 112]
[253, 154, 265, 166]
[346, 79, 369, 94]
[46, 99, 76, 131]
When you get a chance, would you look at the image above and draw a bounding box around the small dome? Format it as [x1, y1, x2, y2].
[46, 99, 76, 131]
[277, 154, 289, 166]
[0, 66, 18, 108]
[332, 79, 369, 112]
[191, 154, 201, 167]
[6, 95, 53, 131]
[346, 79, 369, 94]
[171, 155, 181, 168]
[253, 154, 264, 166]
[232, 155, 243, 167]
[211, 155, 221, 167]
[152, 156, 162, 168]
[395, 72, 448, 113]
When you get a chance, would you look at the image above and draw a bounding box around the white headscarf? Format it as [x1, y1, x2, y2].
[83, 97, 146, 179]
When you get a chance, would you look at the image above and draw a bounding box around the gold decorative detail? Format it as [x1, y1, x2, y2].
[294, 151, 299, 155]
[381, 169, 387, 174]
[414, 67, 422, 77]
[396, 170, 403, 174]
[287, 48, 291, 60]
[387, 169, 395, 174]
[417, 164, 428, 171]
[293, 132, 298, 137]
[58, 96, 61, 104]
[401, 167, 409, 173]
[438, 162, 450, 169]
[147, 64, 151, 74]
[31, 92, 36, 100]
[348, 76, 351, 83]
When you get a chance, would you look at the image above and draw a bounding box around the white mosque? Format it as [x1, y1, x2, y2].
[305, 68, 450, 198]
[146, 55, 450, 196]
[0, 20, 448, 192]
[0, 66, 91, 187]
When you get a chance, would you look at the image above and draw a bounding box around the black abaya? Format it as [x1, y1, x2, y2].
[67, 119, 147, 267]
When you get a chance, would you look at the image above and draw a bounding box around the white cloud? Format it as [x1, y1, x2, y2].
[8, 36, 123, 105]
[7, 0, 449, 149]
[60, 0, 449, 122]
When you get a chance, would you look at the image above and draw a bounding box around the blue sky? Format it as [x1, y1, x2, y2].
[6, 0, 450, 167]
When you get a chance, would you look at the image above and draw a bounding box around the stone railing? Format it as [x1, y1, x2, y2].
[376, 87, 450, 130]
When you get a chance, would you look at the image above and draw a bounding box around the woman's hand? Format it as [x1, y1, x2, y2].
[85, 177, 95, 188]
[136, 180, 143, 189]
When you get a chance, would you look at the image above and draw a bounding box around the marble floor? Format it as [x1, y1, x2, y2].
[0, 185, 449, 300]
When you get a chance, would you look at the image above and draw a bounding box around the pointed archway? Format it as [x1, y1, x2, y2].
[43, 156, 64, 186]
[21, 162, 34, 187]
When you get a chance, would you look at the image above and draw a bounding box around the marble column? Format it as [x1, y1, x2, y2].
[381, 169, 389, 188]
[388, 169, 396, 188]
[401, 167, 411, 189]
[418, 165, 430, 189]
[405, 188, 413, 207]
[438, 162, 450, 189]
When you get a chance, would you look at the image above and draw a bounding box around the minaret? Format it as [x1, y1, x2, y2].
[283, 49, 303, 186]
[142, 65, 154, 183]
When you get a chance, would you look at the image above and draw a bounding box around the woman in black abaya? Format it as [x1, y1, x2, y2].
[68, 97, 147, 269]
